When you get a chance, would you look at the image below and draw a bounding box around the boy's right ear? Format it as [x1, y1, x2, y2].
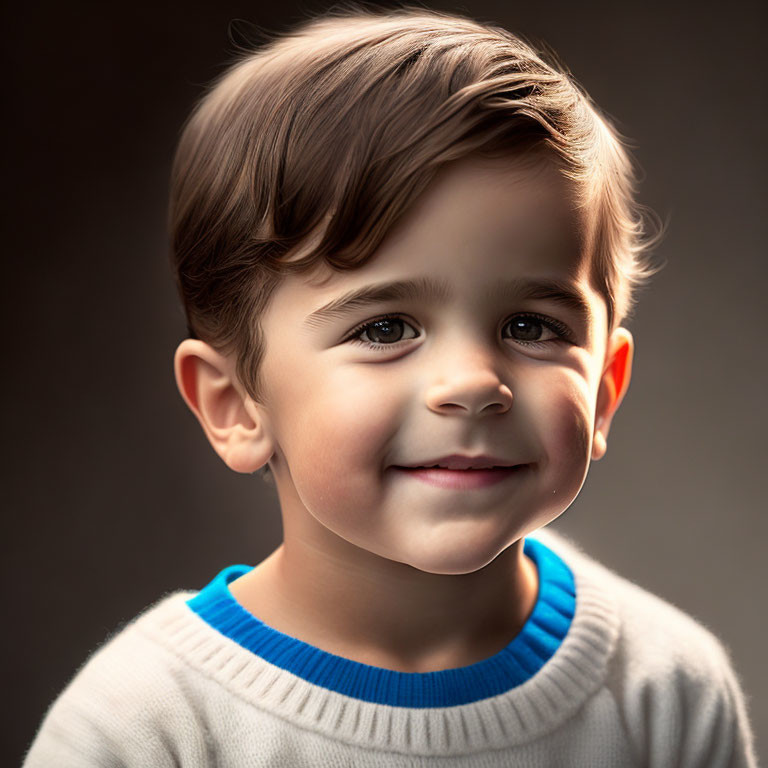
[173, 339, 274, 474]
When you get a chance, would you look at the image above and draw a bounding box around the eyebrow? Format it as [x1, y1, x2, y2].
[303, 275, 593, 330]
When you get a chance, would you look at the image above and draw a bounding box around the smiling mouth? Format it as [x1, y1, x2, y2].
[390, 464, 528, 490]
[394, 464, 525, 472]
[393, 464, 528, 475]
[395, 465, 525, 471]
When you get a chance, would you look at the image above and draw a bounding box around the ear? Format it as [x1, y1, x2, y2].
[591, 327, 634, 461]
[173, 339, 274, 474]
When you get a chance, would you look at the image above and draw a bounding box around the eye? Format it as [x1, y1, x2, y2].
[345, 311, 573, 352]
[503, 313, 573, 347]
[346, 314, 420, 349]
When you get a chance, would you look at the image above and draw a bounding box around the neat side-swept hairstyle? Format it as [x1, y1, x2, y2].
[169, 4, 661, 408]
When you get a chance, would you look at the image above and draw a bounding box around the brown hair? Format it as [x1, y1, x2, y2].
[169, 5, 662, 411]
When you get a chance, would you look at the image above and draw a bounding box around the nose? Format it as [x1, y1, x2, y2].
[424, 343, 513, 416]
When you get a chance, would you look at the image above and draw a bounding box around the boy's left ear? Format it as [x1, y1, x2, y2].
[592, 327, 634, 461]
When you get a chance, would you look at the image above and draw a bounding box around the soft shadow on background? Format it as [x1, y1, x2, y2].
[4, 0, 766, 763]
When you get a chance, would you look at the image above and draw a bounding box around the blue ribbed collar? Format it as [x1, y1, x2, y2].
[186, 536, 575, 708]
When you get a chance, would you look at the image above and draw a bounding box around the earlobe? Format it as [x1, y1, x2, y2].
[591, 327, 634, 461]
[173, 339, 273, 474]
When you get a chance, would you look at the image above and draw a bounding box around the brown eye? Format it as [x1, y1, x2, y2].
[348, 315, 420, 349]
[504, 315, 561, 345]
[365, 318, 406, 344]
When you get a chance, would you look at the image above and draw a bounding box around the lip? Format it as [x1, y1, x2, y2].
[392, 464, 528, 490]
[398, 453, 516, 471]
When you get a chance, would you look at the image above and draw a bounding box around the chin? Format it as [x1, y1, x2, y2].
[397, 542, 512, 576]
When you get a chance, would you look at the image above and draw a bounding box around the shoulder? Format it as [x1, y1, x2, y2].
[533, 527, 729, 662]
[530, 527, 759, 767]
[54, 590, 198, 703]
[24, 591, 208, 767]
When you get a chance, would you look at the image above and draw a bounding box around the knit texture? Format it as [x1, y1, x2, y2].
[23, 528, 759, 767]
[185, 536, 575, 709]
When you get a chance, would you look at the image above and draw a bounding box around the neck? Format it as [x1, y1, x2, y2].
[229, 515, 539, 673]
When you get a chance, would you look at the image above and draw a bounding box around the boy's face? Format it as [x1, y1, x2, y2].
[243, 152, 628, 575]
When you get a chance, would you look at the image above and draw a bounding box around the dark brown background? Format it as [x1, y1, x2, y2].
[5, 0, 766, 763]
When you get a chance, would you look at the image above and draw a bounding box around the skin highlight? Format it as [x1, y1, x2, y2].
[174, 152, 633, 673]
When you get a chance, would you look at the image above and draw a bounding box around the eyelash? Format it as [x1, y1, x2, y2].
[344, 312, 574, 351]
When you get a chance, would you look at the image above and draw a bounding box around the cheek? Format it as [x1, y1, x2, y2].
[527, 374, 594, 485]
[551, 395, 592, 466]
[313, 370, 399, 458]
[276, 368, 400, 505]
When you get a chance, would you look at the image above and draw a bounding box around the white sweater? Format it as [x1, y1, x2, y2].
[23, 528, 759, 767]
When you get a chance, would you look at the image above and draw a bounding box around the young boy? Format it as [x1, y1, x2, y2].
[24, 7, 758, 766]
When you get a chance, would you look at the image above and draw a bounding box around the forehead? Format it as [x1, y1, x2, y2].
[375, 151, 587, 274]
[272, 151, 597, 317]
